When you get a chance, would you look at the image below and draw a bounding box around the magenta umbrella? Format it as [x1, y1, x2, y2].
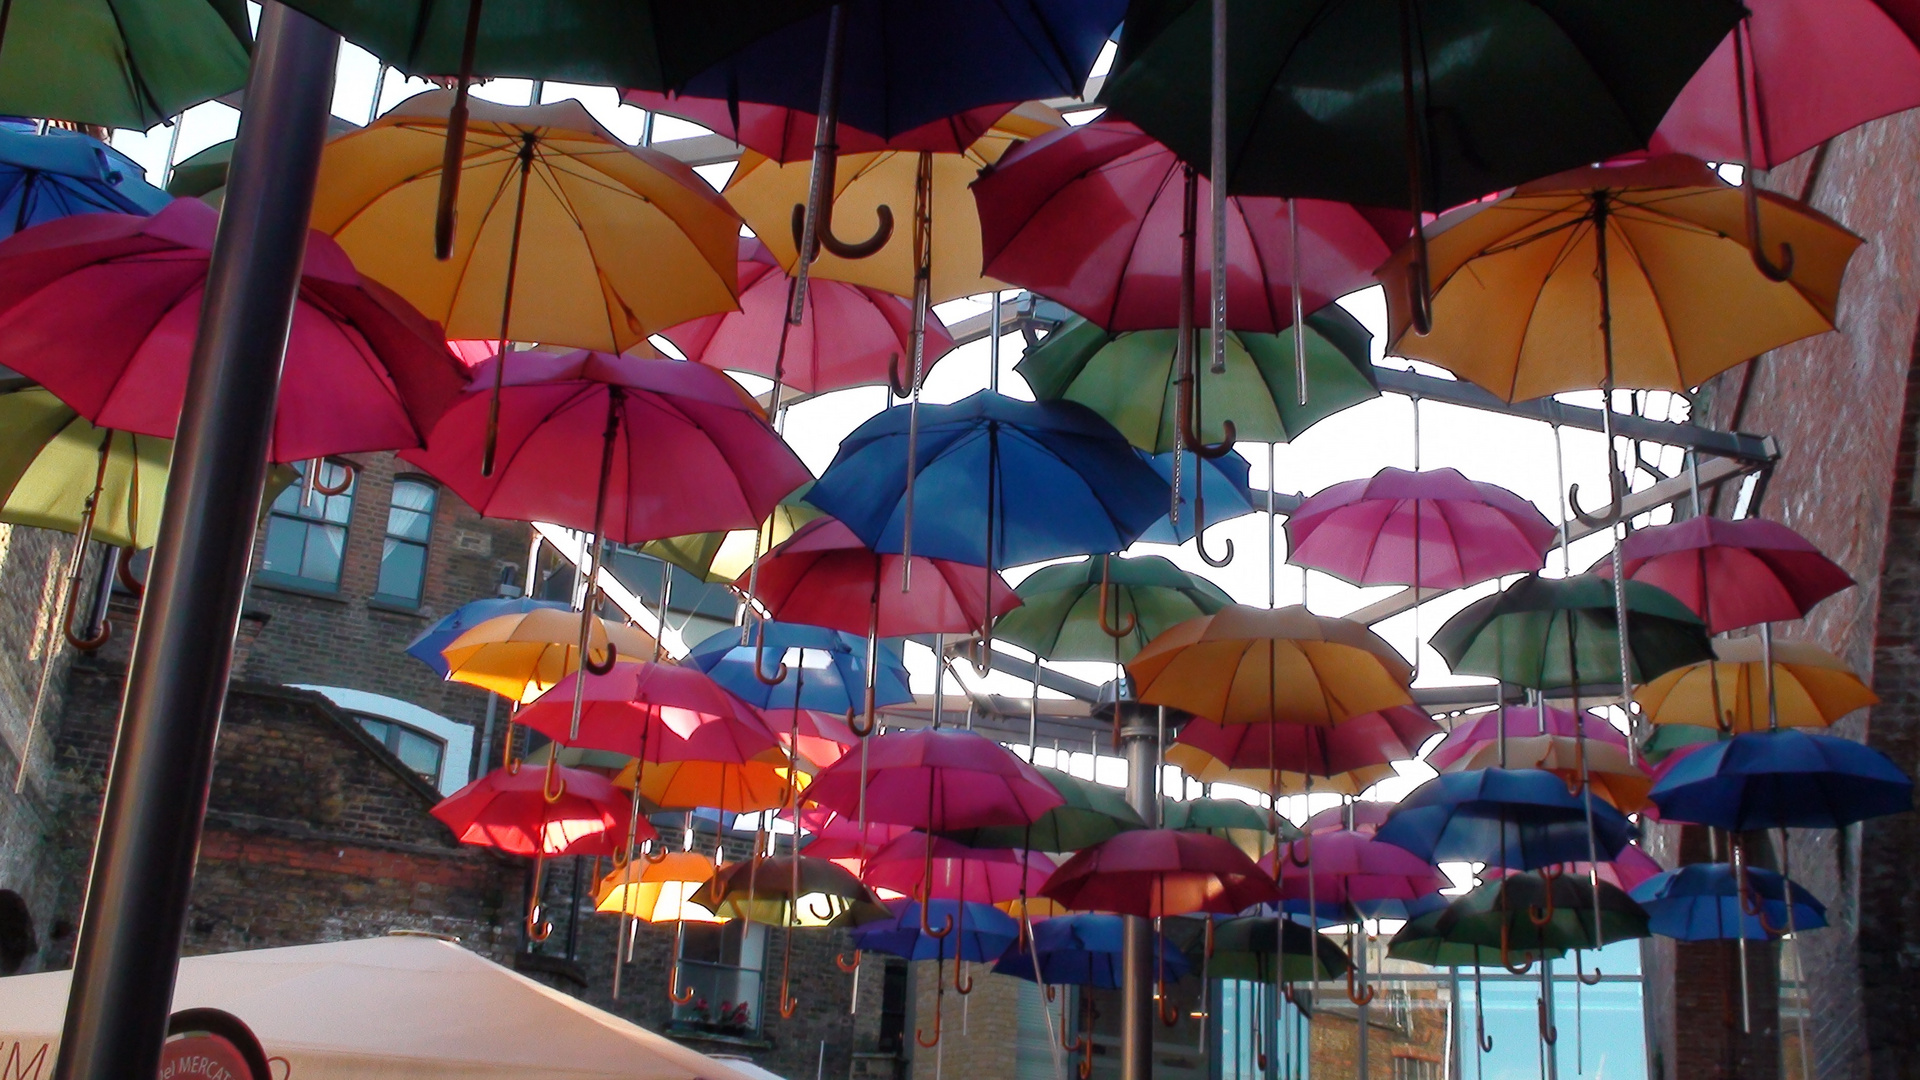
[802, 728, 1064, 832]
[1488, 846, 1665, 893]
[1174, 707, 1440, 778]
[1426, 705, 1628, 773]
[1286, 467, 1557, 589]
[1603, 516, 1853, 635]
[748, 518, 1020, 637]
[0, 197, 464, 461]
[514, 661, 779, 760]
[663, 238, 957, 396]
[621, 90, 1015, 162]
[973, 119, 1408, 333]
[1303, 802, 1395, 836]
[1260, 829, 1448, 908]
[863, 833, 1056, 904]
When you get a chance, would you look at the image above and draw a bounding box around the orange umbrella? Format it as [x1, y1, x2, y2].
[614, 751, 802, 815]
[1636, 638, 1878, 733]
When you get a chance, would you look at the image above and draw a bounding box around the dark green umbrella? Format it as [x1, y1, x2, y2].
[1433, 872, 1649, 964]
[1430, 574, 1712, 691]
[996, 553, 1234, 663]
[165, 115, 360, 198]
[1386, 905, 1567, 968]
[1015, 306, 1377, 453]
[1167, 914, 1350, 983]
[1639, 722, 1724, 765]
[0, 0, 252, 130]
[1161, 795, 1299, 859]
[939, 765, 1147, 851]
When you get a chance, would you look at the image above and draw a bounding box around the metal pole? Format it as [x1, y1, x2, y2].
[52, 8, 339, 1080]
[1120, 704, 1158, 1080]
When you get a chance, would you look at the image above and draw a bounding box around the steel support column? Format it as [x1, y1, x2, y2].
[52, 8, 339, 1078]
[1119, 704, 1160, 1080]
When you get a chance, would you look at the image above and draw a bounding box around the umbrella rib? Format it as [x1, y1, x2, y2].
[1603, 218, 1687, 384]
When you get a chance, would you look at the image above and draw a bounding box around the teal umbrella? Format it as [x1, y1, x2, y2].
[1431, 574, 1713, 691]
[0, 0, 252, 130]
[995, 553, 1234, 663]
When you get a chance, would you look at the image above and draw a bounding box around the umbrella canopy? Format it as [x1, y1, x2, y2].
[1040, 829, 1281, 917]
[595, 852, 724, 923]
[1486, 847, 1667, 894]
[403, 350, 810, 543]
[995, 554, 1234, 664]
[1171, 708, 1439, 781]
[431, 764, 647, 857]
[406, 597, 572, 679]
[1016, 309, 1377, 451]
[1136, 450, 1259, 546]
[808, 391, 1170, 567]
[1100, 0, 1741, 207]
[0, 198, 465, 462]
[1160, 797, 1298, 859]
[1637, 639, 1879, 733]
[1431, 574, 1714, 691]
[764, 708, 861, 771]
[804, 728, 1066, 832]
[976, 119, 1408, 332]
[618, 754, 798, 814]
[0, 383, 168, 549]
[1175, 915, 1351, 982]
[1287, 467, 1557, 589]
[0, 0, 250, 130]
[622, 91, 1015, 163]
[1630, 863, 1827, 941]
[1262, 829, 1448, 910]
[1130, 605, 1414, 726]
[692, 855, 891, 927]
[1302, 802, 1395, 836]
[0, 129, 170, 237]
[439, 608, 658, 703]
[1169, 757, 1398, 798]
[1434, 873, 1650, 955]
[1648, 729, 1914, 830]
[515, 662, 779, 760]
[1426, 706, 1628, 772]
[1379, 156, 1863, 403]
[853, 900, 1021, 962]
[662, 238, 956, 396]
[641, 489, 824, 585]
[995, 912, 1192, 988]
[1376, 768, 1635, 870]
[1607, 516, 1854, 634]
[863, 835, 1056, 905]
[747, 518, 1020, 638]
[938, 765, 1148, 852]
[685, 621, 913, 714]
[1443, 735, 1653, 813]
[1388, 906, 1567, 968]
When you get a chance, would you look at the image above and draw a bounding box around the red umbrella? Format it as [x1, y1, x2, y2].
[0, 198, 464, 461]
[763, 707, 861, 770]
[790, 806, 917, 867]
[1604, 516, 1853, 634]
[748, 518, 1020, 637]
[621, 90, 1015, 162]
[1286, 467, 1557, 590]
[431, 764, 647, 858]
[1426, 705, 1628, 772]
[1260, 830, 1447, 908]
[1039, 829, 1281, 918]
[862, 834, 1056, 904]
[802, 728, 1064, 832]
[662, 238, 957, 396]
[1173, 707, 1440, 778]
[515, 662, 780, 761]
[973, 119, 1409, 333]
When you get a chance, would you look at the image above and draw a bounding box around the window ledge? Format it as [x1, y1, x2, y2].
[665, 1026, 774, 1050]
[251, 576, 347, 603]
[367, 597, 427, 617]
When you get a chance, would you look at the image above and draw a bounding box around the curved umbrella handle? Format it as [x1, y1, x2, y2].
[1742, 162, 1794, 283]
[915, 1002, 943, 1048]
[669, 961, 696, 1005]
[116, 549, 145, 596]
[1405, 250, 1435, 336]
[1499, 921, 1534, 976]
[753, 628, 790, 686]
[1537, 996, 1559, 1045]
[777, 932, 800, 1017]
[1739, 865, 1788, 936]
[308, 459, 356, 497]
[920, 900, 955, 940]
[885, 352, 914, 398]
[1527, 866, 1561, 927]
[807, 897, 837, 922]
[583, 639, 618, 676]
[62, 567, 109, 652]
[849, 698, 877, 738]
[1569, 465, 1627, 529]
[1286, 828, 1313, 868]
[1204, 917, 1216, 960]
[1077, 1038, 1093, 1080]
[644, 842, 670, 865]
[1098, 554, 1137, 639]
[541, 753, 568, 803]
[1178, 405, 1237, 462]
[1345, 963, 1375, 1006]
[1478, 1005, 1494, 1051]
[1574, 949, 1603, 986]
[954, 955, 973, 995]
[526, 848, 552, 942]
[791, 199, 896, 263]
[1192, 481, 1235, 568]
[836, 950, 862, 973]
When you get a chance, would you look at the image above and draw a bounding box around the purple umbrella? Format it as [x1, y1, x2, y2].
[1426, 706, 1628, 772]
[1286, 467, 1556, 589]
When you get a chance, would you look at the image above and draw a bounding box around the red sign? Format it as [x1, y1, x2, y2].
[157, 1035, 252, 1080]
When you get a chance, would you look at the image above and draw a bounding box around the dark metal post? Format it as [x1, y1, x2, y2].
[1119, 703, 1159, 1080]
[52, 8, 339, 1079]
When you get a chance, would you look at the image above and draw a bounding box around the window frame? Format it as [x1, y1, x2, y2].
[373, 474, 439, 609]
[669, 920, 769, 1038]
[256, 459, 357, 594]
[350, 713, 448, 787]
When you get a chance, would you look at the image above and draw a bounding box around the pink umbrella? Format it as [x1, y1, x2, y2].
[973, 119, 1409, 333]
[663, 238, 956, 396]
[1303, 802, 1396, 836]
[514, 661, 779, 761]
[747, 517, 1021, 638]
[1426, 705, 1628, 772]
[621, 90, 1015, 162]
[1287, 467, 1557, 589]
[1603, 516, 1853, 635]
[802, 728, 1064, 832]
[1260, 830, 1448, 907]
[0, 198, 464, 461]
[763, 707, 862, 770]
[431, 764, 647, 858]
[1488, 846, 1665, 893]
[1040, 829, 1281, 917]
[1174, 707, 1440, 778]
[863, 834, 1056, 904]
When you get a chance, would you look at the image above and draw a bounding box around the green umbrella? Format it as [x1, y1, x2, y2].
[1430, 574, 1712, 692]
[1639, 722, 1724, 765]
[641, 484, 822, 585]
[1168, 914, 1350, 983]
[1161, 795, 1299, 859]
[0, 0, 251, 130]
[939, 765, 1147, 851]
[1386, 905, 1567, 968]
[996, 554, 1234, 664]
[166, 115, 360, 198]
[1016, 306, 1376, 453]
[1433, 872, 1649, 963]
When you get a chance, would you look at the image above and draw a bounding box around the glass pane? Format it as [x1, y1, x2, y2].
[260, 519, 307, 576]
[393, 726, 444, 781]
[300, 523, 345, 585]
[355, 717, 392, 744]
[378, 539, 426, 602]
[387, 480, 436, 541]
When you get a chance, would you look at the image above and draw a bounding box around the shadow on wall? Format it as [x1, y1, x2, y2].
[0, 890, 35, 973]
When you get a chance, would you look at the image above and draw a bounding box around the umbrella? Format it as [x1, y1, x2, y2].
[746, 518, 1021, 638]
[994, 554, 1234, 664]
[995, 912, 1192, 988]
[1187, 915, 1351, 983]
[937, 764, 1148, 852]
[1647, 729, 1914, 831]
[438, 608, 658, 704]
[0, 197, 466, 462]
[513, 662, 779, 761]
[617, 754, 798, 815]
[641, 488, 824, 586]
[1129, 605, 1414, 727]
[1286, 468, 1556, 590]
[1015, 308, 1377, 451]
[0, 0, 250, 130]
[1302, 802, 1395, 836]
[863, 835, 1056, 905]
[1631, 863, 1827, 942]
[594, 852, 723, 923]
[621, 90, 1016, 163]
[803, 729, 1066, 832]
[1433, 873, 1649, 966]
[1606, 516, 1854, 635]
[693, 856, 890, 928]
[1443, 734, 1654, 813]
[1136, 451, 1259, 546]
[764, 708, 861, 771]
[162, 116, 362, 200]
[853, 899, 1020, 961]
[0, 128, 169, 237]
[1387, 906, 1566, 968]
[1160, 796, 1299, 860]
[1040, 829, 1281, 917]
[1168, 757, 1398, 799]
[1426, 706, 1628, 772]
[405, 597, 571, 679]
[0, 383, 168, 551]
[1486, 847, 1667, 894]
[1431, 574, 1714, 691]
[1170, 708, 1439, 781]
[685, 621, 913, 716]
[1636, 639, 1879, 733]
[1376, 768, 1636, 869]
[662, 238, 957, 397]
[1263, 830, 1448, 913]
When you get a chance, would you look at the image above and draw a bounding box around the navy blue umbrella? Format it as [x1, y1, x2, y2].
[992, 912, 1190, 988]
[404, 597, 572, 678]
[1630, 863, 1827, 942]
[1648, 730, 1913, 831]
[853, 899, 1021, 962]
[0, 128, 169, 238]
[808, 391, 1169, 569]
[1376, 768, 1635, 870]
[1136, 449, 1257, 545]
[686, 620, 913, 713]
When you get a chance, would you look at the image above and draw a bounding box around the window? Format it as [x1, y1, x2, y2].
[672, 921, 767, 1036]
[351, 713, 447, 786]
[1392, 1055, 1440, 1080]
[291, 686, 473, 794]
[376, 477, 437, 605]
[259, 460, 354, 591]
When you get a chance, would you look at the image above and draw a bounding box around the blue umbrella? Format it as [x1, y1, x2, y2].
[686, 620, 913, 713]
[1630, 864, 1827, 942]
[404, 597, 572, 678]
[808, 391, 1169, 568]
[1376, 768, 1635, 869]
[991, 912, 1190, 988]
[0, 128, 169, 238]
[852, 899, 1020, 963]
[1648, 730, 1913, 831]
[1136, 450, 1257, 545]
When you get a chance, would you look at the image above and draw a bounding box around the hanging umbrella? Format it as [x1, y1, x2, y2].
[0, 197, 466, 462]
[617, 753, 798, 815]
[1605, 516, 1854, 635]
[1160, 796, 1298, 860]
[594, 852, 723, 923]
[803, 729, 1065, 832]
[1135, 451, 1258, 546]
[937, 765, 1148, 852]
[863, 834, 1056, 905]
[1263, 829, 1449, 915]
[641, 488, 824, 586]
[747, 518, 1021, 637]
[1286, 468, 1556, 590]
[994, 554, 1234, 664]
[1629, 863, 1827, 941]
[438, 608, 657, 704]
[430, 764, 644, 858]
[1168, 757, 1398, 800]
[0, 383, 168, 550]
[1431, 574, 1714, 691]
[1302, 802, 1395, 836]
[1387, 906, 1566, 968]
[1486, 847, 1667, 894]
[764, 708, 862, 771]
[1426, 706, 1628, 772]
[1040, 828, 1281, 917]
[662, 238, 957, 397]
[1647, 729, 1914, 831]
[995, 912, 1192, 988]
[405, 597, 571, 679]
[685, 621, 913, 715]
[1375, 768, 1636, 869]
[852, 899, 1020, 959]
[514, 662, 780, 760]
[1443, 735, 1654, 813]
[1637, 639, 1879, 733]
[1434, 873, 1650, 960]
[0, 0, 251, 130]
[621, 90, 1016, 163]
[0, 128, 169, 237]
[1183, 915, 1352, 983]
[1170, 708, 1439, 781]
[693, 855, 891, 927]
[1129, 605, 1414, 727]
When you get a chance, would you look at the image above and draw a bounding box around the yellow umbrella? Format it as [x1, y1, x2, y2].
[1379, 155, 1861, 404]
[613, 752, 805, 815]
[1128, 605, 1414, 726]
[1635, 638, 1878, 732]
[641, 488, 823, 585]
[1443, 736, 1651, 813]
[441, 608, 657, 703]
[595, 853, 725, 923]
[0, 385, 168, 550]
[1163, 744, 1397, 797]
